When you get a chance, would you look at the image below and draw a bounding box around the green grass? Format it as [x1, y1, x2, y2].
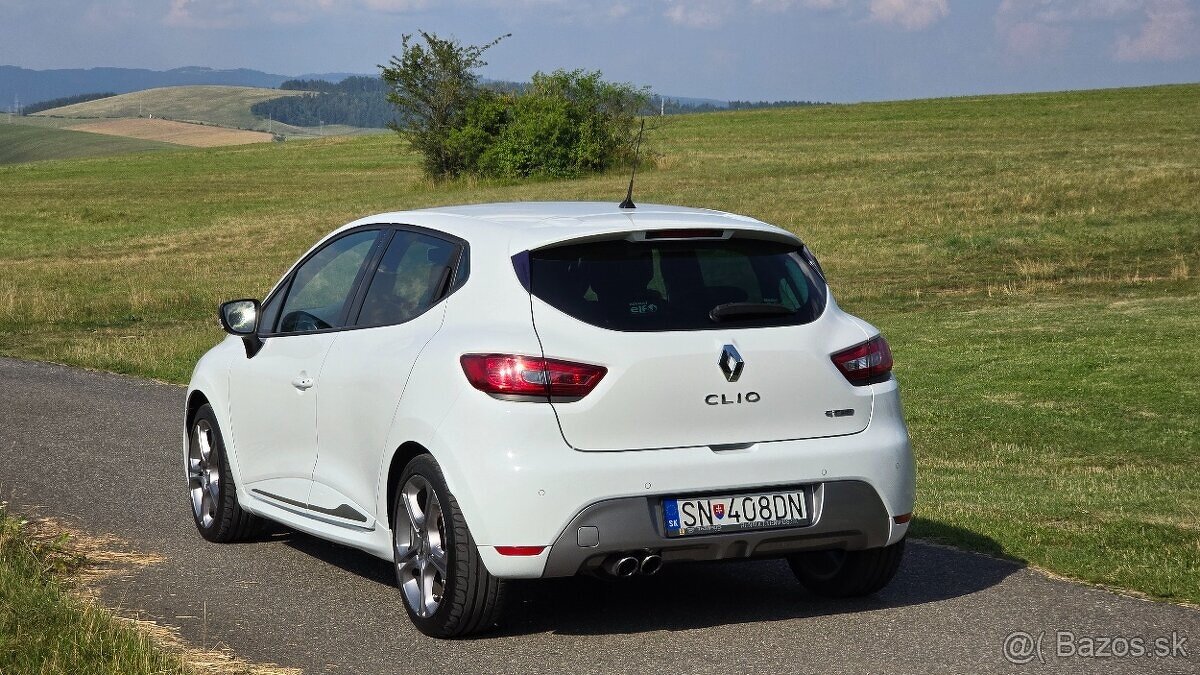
[0, 123, 177, 164]
[0, 508, 187, 674]
[0, 83, 1197, 603]
[31, 85, 381, 138]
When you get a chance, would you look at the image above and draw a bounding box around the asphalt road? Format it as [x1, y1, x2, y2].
[0, 356, 1196, 674]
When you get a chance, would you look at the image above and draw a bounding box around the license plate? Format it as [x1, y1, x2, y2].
[662, 488, 810, 537]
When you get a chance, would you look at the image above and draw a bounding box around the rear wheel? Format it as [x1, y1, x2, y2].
[787, 538, 905, 598]
[187, 404, 264, 542]
[392, 454, 507, 638]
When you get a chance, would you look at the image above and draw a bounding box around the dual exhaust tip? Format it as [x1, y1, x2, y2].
[602, 551, 663, 578]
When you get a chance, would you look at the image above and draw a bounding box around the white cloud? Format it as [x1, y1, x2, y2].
[661, 0, 943, 30]
[1115, 0, 1199, 61]
[996, 0, 1199, 62]
[867, 0, 948, 30]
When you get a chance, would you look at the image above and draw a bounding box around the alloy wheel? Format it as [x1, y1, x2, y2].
[188, 419, 221, 528]
[395, 475, 449, 618]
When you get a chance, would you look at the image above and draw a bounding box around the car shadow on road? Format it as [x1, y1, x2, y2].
[274, 520, 1025, 638]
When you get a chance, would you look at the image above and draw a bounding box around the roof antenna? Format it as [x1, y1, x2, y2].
[619, 119, 645, 210]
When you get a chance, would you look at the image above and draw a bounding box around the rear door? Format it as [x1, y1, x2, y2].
[311, 227, 464, 526]
[526, 232, 872, 451]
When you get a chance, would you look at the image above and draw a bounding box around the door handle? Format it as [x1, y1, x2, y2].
[291, 375, 315, 391]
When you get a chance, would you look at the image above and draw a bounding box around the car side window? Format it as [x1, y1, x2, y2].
[356, 230, 460, 327]
[258, 285, 285, 334]
[277, 229, 380, 334]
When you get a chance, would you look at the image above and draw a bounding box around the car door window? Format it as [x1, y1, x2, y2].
[258, 283, 286, 334]
[278, 229, 379, 333]
[356, 230, 460, 327]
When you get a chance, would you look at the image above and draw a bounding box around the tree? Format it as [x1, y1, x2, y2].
[379, 31, 509, 179]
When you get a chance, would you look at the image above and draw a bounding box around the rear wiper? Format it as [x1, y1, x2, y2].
[709, 302, 795, 323]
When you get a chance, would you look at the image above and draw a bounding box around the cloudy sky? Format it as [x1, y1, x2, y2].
[1, 0, 1196, 101]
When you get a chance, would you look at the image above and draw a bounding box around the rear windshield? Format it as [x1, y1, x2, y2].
[528, 236, 827, 331]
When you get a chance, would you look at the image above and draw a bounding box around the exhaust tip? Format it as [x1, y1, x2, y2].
[639, 554, 663, 576]
[615, 556, 639, 577]
[603, 554, 640, 578]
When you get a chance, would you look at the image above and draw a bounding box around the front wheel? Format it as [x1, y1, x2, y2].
[787, 538, 906, 598]
[392, 454, 507, 638]
[187, 403, 264, 542]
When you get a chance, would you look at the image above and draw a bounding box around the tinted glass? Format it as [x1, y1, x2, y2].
[278, 229, 379, 333]
[356, 230, 459, 327]
[529, 237, 826, 331]
[258, 287, 284, 334]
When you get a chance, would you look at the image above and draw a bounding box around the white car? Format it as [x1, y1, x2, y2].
[185, 201, 915, 637]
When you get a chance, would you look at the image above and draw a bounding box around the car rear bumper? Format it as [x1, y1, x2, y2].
[540, 479, 893, 577]
[440, 380, 914, 579]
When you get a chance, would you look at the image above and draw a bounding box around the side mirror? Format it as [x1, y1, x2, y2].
[219, 299, 266, 358]
[219, 299, 260, 336]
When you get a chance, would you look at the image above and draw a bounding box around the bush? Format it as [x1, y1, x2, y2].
[478, 70, 647, 179]
[444, 90, 510, 174]
[381, 33, 648, 180]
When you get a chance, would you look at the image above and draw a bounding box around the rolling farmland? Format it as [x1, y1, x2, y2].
[67, 118, 274, 147]
[1, 83, 1198, 604]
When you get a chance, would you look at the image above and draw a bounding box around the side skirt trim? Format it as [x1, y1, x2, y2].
[251, 488, 371, 526]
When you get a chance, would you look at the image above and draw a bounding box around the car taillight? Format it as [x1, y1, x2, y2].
[831, 335, 893, 385]
[495, 546, 545, 556]
[460, 354, 607, 400]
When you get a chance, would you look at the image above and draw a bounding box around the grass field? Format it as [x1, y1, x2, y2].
[1, 83, 1197, 604]
[68, 118, 274, 147]
[32, 85, 381, 138]
[0, 123, 177, 164]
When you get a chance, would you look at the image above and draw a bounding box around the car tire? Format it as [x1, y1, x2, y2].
[392, 454, 507, 638]
[187, 403, 264, 543]
[787, 538, 905, 598]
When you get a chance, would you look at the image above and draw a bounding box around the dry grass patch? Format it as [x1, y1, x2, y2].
[68, 119, 273, 147]
[2, 508, 300, 675]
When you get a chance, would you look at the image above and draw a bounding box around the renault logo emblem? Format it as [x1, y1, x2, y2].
[719, 344, 744, 382]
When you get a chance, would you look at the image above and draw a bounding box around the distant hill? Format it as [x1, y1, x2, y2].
[34, 86, 303, 128]
[0, 66, 370, 109]
[32, 85, 382, 139]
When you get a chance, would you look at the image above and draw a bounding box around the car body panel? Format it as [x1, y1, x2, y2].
[311, 304, 447, 526]
[531, 293, 873, 451]
[226, 332, 337, 504]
